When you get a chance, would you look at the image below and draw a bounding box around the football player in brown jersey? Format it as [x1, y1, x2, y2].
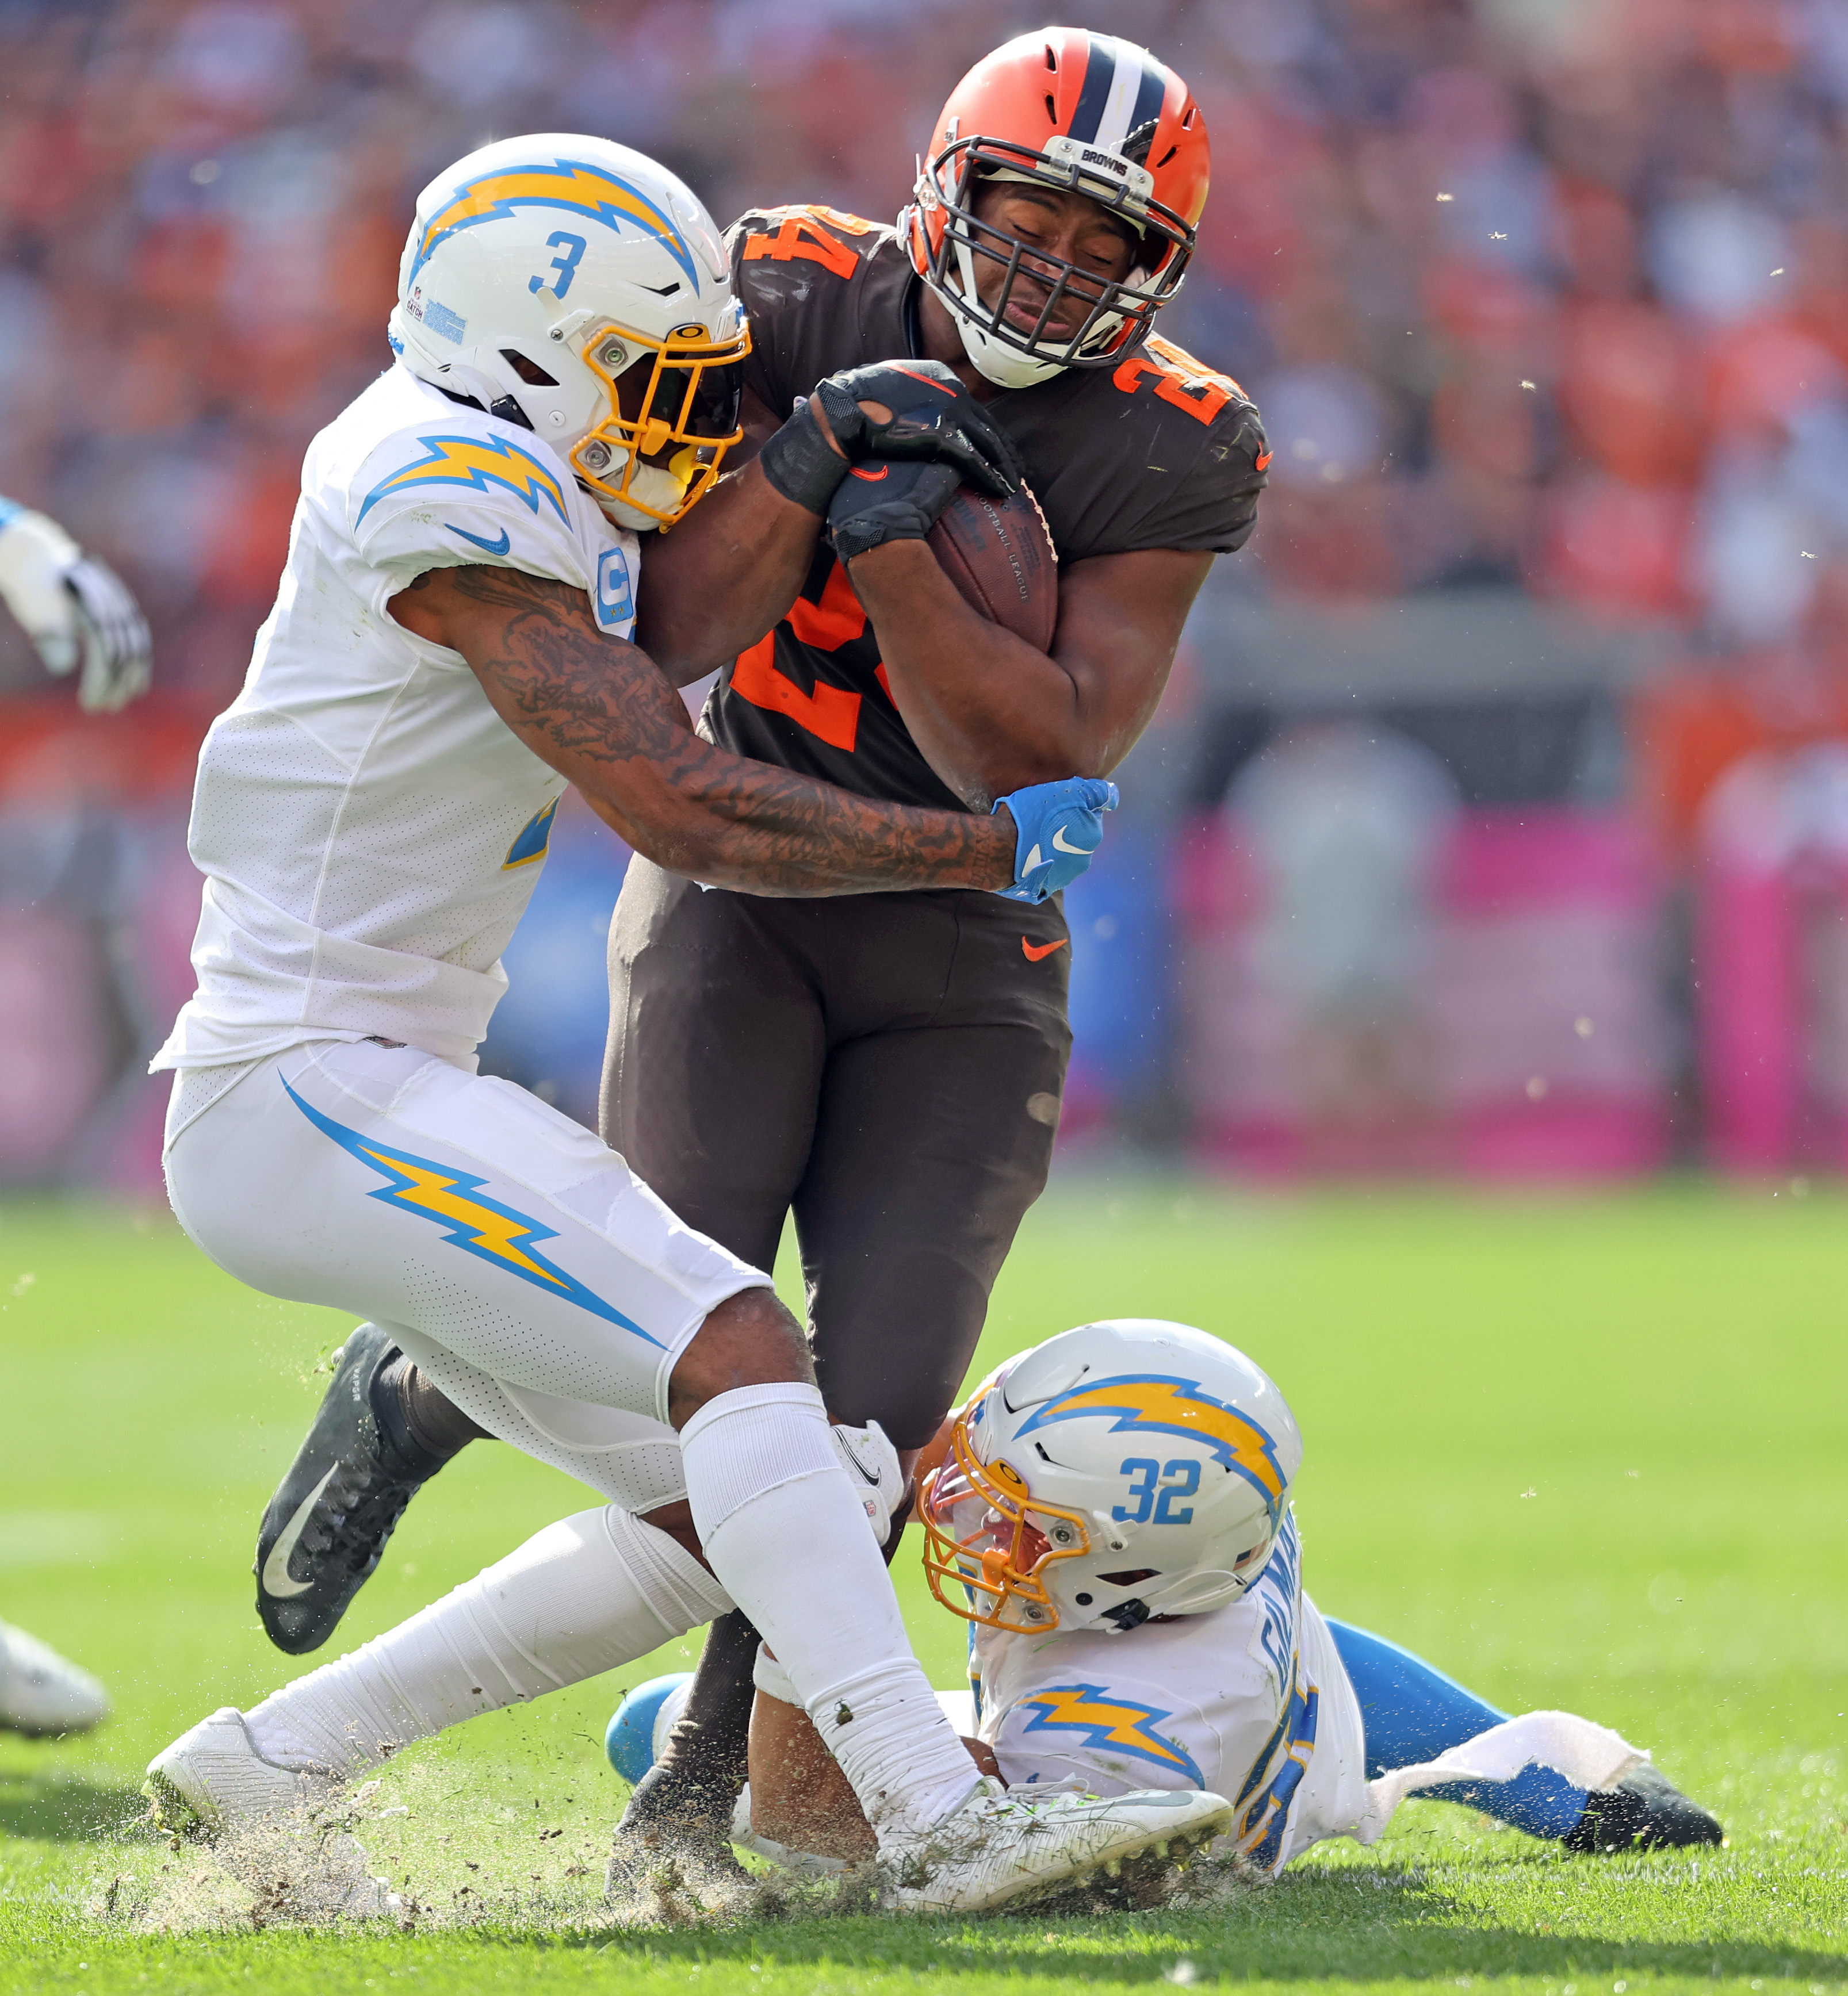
[594, 26, 1270, 1864]
[254, 28, 1269, 1876]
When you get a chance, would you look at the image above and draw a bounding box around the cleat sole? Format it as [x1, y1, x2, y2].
[980, 1816, 1226, 1918]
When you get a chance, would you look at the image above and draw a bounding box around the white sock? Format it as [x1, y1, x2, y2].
[244, 1507, 730, 1776]
[681, 1382, 978, 1839]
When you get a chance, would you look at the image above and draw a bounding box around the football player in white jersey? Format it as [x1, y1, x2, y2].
[142, 133, 1235, 1915]
[0, 496, 144, 1742]
[639, 1319, 1722, 1878]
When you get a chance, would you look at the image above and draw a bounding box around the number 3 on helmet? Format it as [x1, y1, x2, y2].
[900, 30, 1211, 389]
[921, 1319, 1303, 1636]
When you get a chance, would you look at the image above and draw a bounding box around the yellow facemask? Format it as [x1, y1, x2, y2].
[570, 318, 751, 530]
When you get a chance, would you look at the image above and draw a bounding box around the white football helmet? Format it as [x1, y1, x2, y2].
[388, 134, 749, 530]
[921, 1319, 1302, 1635]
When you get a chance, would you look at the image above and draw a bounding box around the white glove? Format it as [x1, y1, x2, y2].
[0, 502, 152, 712]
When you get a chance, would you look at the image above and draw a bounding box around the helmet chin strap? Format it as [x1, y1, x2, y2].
[592, 452, 698, 532]
[956, 311, 1069, 390]
[942, 240, 1068, 389]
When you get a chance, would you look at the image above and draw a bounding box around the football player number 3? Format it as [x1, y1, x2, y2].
[1114, 1457, 1200, 1525]
[530, 231, 587, 301]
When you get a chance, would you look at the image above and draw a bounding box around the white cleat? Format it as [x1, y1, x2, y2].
[144, 1707, 331, 1834]
[144, 1707, 400, 1922]
[877, 1777, 1234, 1917]
[0, 1621, 109, 1736]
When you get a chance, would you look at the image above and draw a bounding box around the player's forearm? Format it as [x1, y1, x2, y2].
[430, 565, 1012, 897]
[635, 460, 822, 683]
[747, 1689, 995, 1860]
[603, 741, 1013, 897]
[845, 542, 1099, 809]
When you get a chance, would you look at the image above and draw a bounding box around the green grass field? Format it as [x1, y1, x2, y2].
[0, 1182, 1842, 1995]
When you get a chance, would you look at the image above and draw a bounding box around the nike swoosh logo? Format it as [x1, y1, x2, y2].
[848, 464, 890, 482]
[1022, 937, 1068, 962]
[447, 523, 511, 556]
[1021, 844, 1044, 873]
[889, 363, 956, 396]
[260, 1466, 338, 1599]
[1051, 827, 1097, 856]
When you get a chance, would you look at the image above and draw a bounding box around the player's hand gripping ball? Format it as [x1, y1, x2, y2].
[994, 777, 1119, 904]
[813, 359, 1023, 495]
[759, 357, 1023, 515]
[826, 457, 964, 562]
[828, 461, 1059, 653]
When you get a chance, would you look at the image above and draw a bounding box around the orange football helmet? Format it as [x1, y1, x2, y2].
[901, 29, 1210, 388]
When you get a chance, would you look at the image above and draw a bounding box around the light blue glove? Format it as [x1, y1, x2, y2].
[993, 777, 1119, 904]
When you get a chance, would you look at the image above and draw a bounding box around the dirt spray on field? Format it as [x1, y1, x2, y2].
[77, 1764, 1253, 1936]
[79, 1789, 875, 1936]
[81, 1820, 1248, 1936]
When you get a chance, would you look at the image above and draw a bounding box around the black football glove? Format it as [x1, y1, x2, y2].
[825, 456, 963, 563]
[759, 358, 1023, 516]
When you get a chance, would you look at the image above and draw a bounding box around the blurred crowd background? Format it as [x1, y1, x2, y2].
[6, 0, 1848, 1190]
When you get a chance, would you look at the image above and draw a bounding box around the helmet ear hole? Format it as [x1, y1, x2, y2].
[500, 348, 558, 388]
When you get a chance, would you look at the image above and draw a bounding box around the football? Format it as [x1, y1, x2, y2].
[926, 480, 1059, 652]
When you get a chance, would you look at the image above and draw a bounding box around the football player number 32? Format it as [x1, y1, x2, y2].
[1114, 1456, 1200, 1525]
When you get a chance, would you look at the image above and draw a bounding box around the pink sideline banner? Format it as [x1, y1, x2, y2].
[1177, 806, 1672, 1180]
[1696, 747, 1848, 1175]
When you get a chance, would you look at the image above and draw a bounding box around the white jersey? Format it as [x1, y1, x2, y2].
[973, 1515, 1368, 1874]
[155, 362, 641, 1072]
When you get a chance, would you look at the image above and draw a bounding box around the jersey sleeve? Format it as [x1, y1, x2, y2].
[346, 416, 592, 601]
[1108, 342, 1271, 555]
[728, 205, 887, 419]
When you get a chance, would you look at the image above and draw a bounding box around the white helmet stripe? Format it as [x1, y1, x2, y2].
[1070, 36, 1168, 155]
[1092, 44, 1148, 152]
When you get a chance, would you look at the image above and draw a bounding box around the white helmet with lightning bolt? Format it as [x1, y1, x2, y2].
[921, 1319, 1302, 1636]
[387, 134, 749, 530]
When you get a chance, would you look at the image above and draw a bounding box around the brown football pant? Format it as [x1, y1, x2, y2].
[600, 855, 1072, 1450]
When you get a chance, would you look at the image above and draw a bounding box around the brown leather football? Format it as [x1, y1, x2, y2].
[925, 481, 1058, 652]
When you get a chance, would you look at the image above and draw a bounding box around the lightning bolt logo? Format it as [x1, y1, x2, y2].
[284, 1081, 661, 1346]
[1016, 1374, 1288, 1527]
[410, 159, 700, 292]
[503, 795, 560, 870]
[1015, 1684, 1204, 1784]
[358, 434, 569, 526]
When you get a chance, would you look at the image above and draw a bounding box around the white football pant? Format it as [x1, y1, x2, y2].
[164, 1039, 984, 1837]
[164, 1039, 760, 1508]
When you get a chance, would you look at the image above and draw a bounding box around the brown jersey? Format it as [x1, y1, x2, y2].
[703, 203, 1269, 811]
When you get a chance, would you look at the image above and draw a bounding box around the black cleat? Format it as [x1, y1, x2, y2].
[607, 1759, 755, 1897]
[1563, 1765, 1725, 1852]
[254, 1324, 456, 1655]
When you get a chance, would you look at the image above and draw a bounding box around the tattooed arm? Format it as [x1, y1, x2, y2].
[389, 563, 1013, 897]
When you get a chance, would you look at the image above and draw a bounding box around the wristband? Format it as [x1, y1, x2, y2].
[757, 398, 852, 515]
